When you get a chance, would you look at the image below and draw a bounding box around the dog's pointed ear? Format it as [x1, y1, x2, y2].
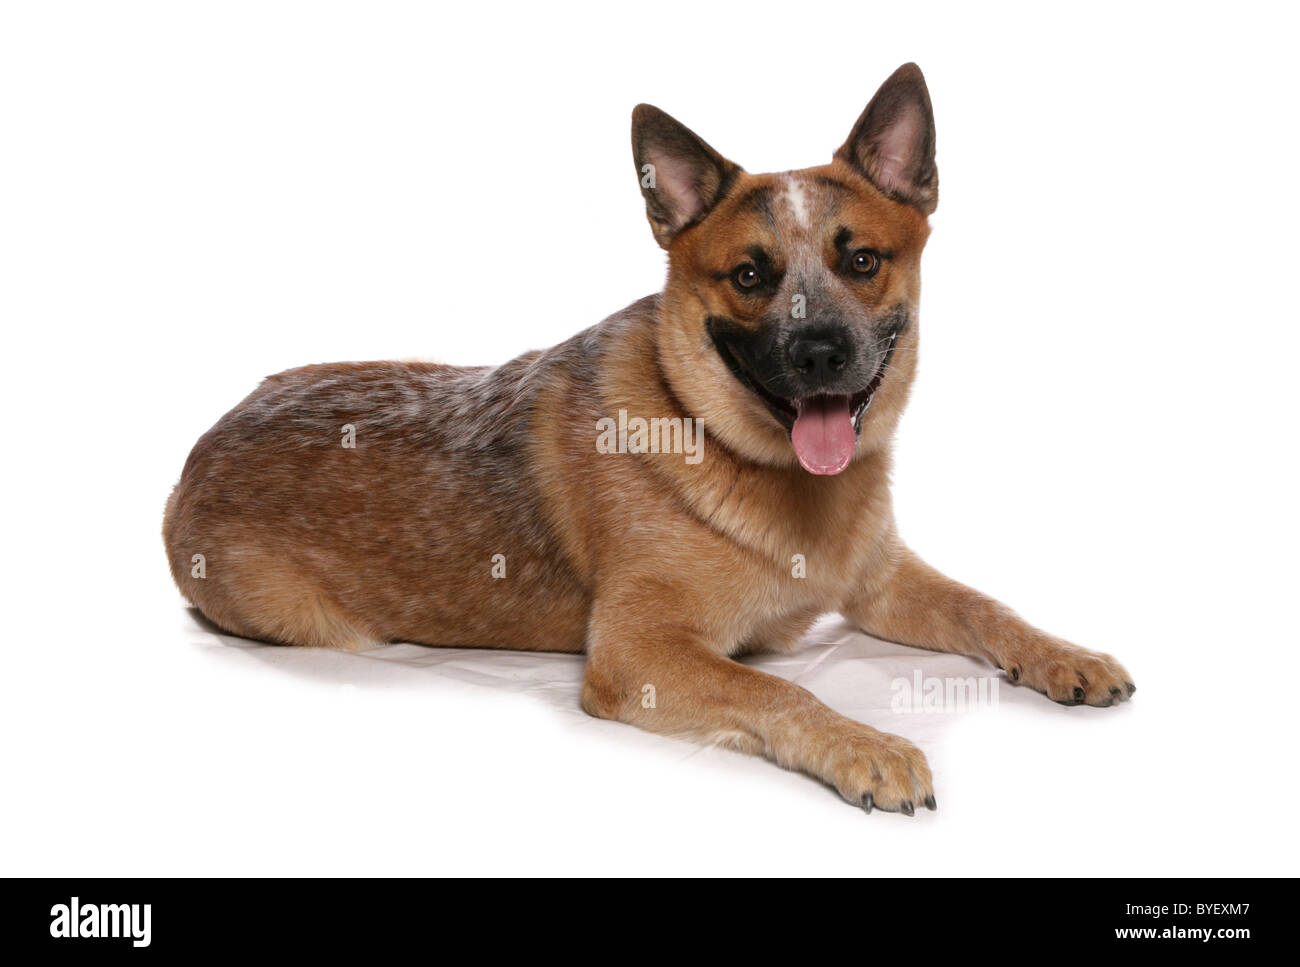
[835, 63, 938, 214]
[632, 104, 741, 249]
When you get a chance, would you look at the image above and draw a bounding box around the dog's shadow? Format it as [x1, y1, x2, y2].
[183, 606, 1018, 722]
[184, 606, 586, 702]
[183, 606, 1057, 809]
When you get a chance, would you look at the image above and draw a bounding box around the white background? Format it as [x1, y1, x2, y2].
[2, 1, 1297, 876]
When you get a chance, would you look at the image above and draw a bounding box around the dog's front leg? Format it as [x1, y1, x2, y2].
[581, 597, 934, 813]
[844, 542, 1135, 707]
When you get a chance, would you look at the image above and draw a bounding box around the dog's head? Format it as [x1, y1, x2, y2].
[634, 63, 936, 475]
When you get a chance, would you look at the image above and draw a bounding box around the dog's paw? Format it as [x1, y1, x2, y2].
[1001, 637, 1135, 707]
[827, 727, 935, 816]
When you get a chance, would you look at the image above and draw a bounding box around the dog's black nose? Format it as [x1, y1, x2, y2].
[788, 333, 850, 383]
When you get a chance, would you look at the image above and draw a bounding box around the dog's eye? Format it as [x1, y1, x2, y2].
[734, 264, 761, 290]
[851, 250, 881, 277]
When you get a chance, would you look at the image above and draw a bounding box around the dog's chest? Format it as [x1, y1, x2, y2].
[709, 487, 888, 638]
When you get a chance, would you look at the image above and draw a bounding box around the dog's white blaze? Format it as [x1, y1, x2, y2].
[781, 176, 811, 228]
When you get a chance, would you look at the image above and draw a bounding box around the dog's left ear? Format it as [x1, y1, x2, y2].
[632, 104, 741, 249]
[835, 62, 938, 214]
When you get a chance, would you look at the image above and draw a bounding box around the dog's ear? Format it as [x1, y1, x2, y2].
[632, 104, 741, 249]
[835, 62, 938, 214]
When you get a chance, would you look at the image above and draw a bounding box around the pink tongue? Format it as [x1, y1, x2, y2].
[791, 396, 856, 475]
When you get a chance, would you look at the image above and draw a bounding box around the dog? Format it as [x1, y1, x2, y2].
[164, 63, 1134, 814]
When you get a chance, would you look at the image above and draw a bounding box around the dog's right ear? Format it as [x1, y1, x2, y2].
[632, 105, 741, 249]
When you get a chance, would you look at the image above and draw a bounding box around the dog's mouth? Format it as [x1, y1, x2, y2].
[714, 341, 893, 476]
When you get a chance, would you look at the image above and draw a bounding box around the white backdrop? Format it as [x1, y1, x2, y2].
[2, 1, 1297, 876]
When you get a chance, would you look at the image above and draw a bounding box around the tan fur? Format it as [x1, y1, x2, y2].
[164, 65, 1132, 813]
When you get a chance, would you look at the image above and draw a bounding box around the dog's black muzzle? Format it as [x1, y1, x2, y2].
[707, 315, 898, 432]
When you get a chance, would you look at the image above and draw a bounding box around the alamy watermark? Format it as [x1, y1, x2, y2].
[50, 897, 151, 948]
[891, 672, 999, 713]
[595, 410, 704, 464]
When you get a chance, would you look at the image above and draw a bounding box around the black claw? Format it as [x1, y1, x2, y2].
[924, 795, 937, 811]
[1125, 682, 1136, 695]
[862, 792, 873, 814]
[1073, 686, 1085, 701]
[1109, 686, 1122, 697]
[900, 800, 914, 816]
[1010, 667, 1020, 682]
